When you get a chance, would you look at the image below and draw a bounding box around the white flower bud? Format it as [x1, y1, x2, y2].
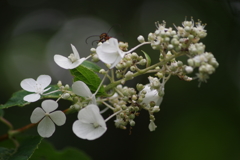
[57, 81, 62, 87]
[99, 69, 106, 74]
[125, 71, 134, 80]
[62, 93, 70, 99]
[152, 106, 160, 112]
[188, 59, 194, 67]
[137, 35, 145, 43]
[90, 48, 96, 53]
[185, 66, 193, 74]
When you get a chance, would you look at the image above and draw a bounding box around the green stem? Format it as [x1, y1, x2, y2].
[104, 54, 180, 92]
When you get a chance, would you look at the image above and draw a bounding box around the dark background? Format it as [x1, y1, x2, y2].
[1, 0, 240, 159]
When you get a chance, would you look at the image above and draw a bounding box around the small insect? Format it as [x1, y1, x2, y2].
[85, 24, 120, 45]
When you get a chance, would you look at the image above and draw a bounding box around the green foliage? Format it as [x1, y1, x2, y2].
[81, 60, 101, 73]
[70, 61, 106, 96]
[0, 85, 61, 110]
[142, 50, 151, 67]
[0, 136, 42, 160]
[30, 140, 91, 160]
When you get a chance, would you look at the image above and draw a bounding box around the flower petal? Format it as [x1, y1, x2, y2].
[37, 75, 51, 89]
[23, 93, 40, 102]
[96, 44, 119, 64]
[85, 126, 107, 140]
[30, 107, 45, 123]
[54, 55, 74, 69]
[37, 116, 55, 138]
[72, 120, 106, 140]
[110, 55, 122, 69]
[71, 44, 80, 59]
[41, 100, 58, 113]
[20, 78, 37, 92]
[72, 81, 92, 98]
[77, 104, 101, 123]
[49, 111, 66, 126]
[149, 120, 157, 131]
[72, 120, 93, 139]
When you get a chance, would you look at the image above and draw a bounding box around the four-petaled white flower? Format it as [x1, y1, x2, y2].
[20, 75, 51, 102]
[96, 38, 126, 69]
[54, 44, 86, 69]
[72, 104, 107, 140]
[30, 100, 66, 138]
[72, 81, 96, 104]
[141, 84, 162, 107]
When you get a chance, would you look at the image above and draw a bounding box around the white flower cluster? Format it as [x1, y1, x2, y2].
[17, 18, 218, 140]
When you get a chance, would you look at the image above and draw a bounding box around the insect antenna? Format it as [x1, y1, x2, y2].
[85, 35, 100, 44]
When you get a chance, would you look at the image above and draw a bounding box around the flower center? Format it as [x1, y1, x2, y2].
[35, 83, 44, 94]
[68, 53, 78, 63]
[92, 122, 100, 128]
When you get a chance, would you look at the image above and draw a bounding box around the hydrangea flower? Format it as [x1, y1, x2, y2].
[72, 81, 96, 104]
[30, 100, 66, 138]
[54, 44, 87, 69]
[72, 104, 107, 140]
[20, 75, 51, 102]
[141, 84, 162, 107]
[96, 38, 126, 69]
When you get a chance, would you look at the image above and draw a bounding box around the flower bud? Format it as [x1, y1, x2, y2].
[149, 120, 157, 131]
[125, 71, 134, 80]
[137, 35, 145, 43]
[57, 81, 62, 87]
[185, 66, 193, 74]
[99, 69, 107, 74]
[130, 120, 135, 126]
[90, 48, 96, 53]
[62, 93, 70, 99]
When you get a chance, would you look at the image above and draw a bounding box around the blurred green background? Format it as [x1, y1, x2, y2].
[1, 0, 240, 159]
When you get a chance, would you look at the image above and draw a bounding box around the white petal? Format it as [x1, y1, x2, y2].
[143, 90, 159, 105]
[20, 78, 37, 92]
[36, 75, 51, 89]
[72, 120, 106, 140]
[110, 55, 122, 69]
[49, 111, 66, 126]
[71, 44, 80, 59]
[37, 116, 55, 138]
[72, 120, 94, 139]
[30, 107, 45, 123]
[149, 120, 157, 131]
[23, 93, 40, 102]
[77, 104, 100, 123]
[96, 44, 119, 64]
[72, 81, 92, 98]
[54, 55, 85, 69]
[85, 126, 107, 140]
[69, 58, 86, 69]
[41, 100, 58, 113]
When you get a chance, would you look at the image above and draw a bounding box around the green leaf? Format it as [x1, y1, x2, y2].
[9, 136, 42, 160]
[81, 60, 101, 73]
[0, 147, 15, 160]
[70, 65, 106, 96]
[142, 50, 151, 67]
[30, 140, 91, 160]
[0, 85, 61, 109]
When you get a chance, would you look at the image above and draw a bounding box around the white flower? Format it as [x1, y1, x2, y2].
[96, 38, 126, 69]
[20, 75, 51, 102]
[30, 100, 66, 138]
[54, 44, 86, 69]
[96, 38, 150, 68]
[141, 84, 162, 107]
[149, 120, 157, 131]
[72, 104, 107, 140]
[72, 81, 96, 104]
